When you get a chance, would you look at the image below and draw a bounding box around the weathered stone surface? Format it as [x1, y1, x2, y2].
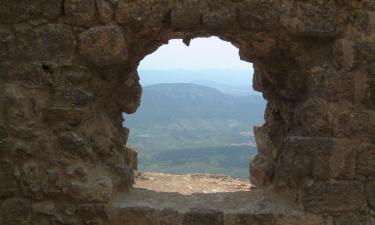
[61, 88, 95, 106]
[238, 0, 282, 32]
[335, 110, 375, 141]
[0, 27, 15, 60]
[124, 146, 138, 171]
[182, 208, 224, 225]
[64, 0, 95, 26]
[44, 107, 86, 126]
[43, 0, 63, 20]
[250, 154, 274, 186]
[301, 181, 366, 213]
[294, 97, 332, 136]
[202, 6, 236, 31]
[111, 173, 325, 225]
[58, 131, 93, 158]
[357, 143, 375, 177]
[1, 0, 374, 224]
[364, 79, 375, 110]
[0, 160, 17, 198]
[19, 161, 44, 200]
[0, 0, 45, 23]
[97, 0, 113, 24]
[0, 198, 32, 225]
[277, 137, 336, 183]
[281, 1, 344, 37]
[62, 176, 113, 203]
[15, 24, 76, 61]
[58, 65, 92, 84]
[79, 26, 128, 65]
[171, 0, 202, 29]
[367, 181, 375, 210]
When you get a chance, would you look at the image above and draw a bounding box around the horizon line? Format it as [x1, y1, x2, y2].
[138, 68, 253, 71]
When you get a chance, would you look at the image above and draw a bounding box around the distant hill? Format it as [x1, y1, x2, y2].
[126, 83, 265, 128]
[138, 69, 258, 96]
[124, 83, 266, 178]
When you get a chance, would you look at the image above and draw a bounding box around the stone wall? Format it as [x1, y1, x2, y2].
[0, 0, 374, 224]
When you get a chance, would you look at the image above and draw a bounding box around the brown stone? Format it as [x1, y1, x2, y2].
[79, 26, 128, 65]
[1, 0, 374, 224]
[0, 160, 17, 198]
[277, 137, 336, 183]
[301, 181, 366, 214]
[202, 6, 236, 31]
[281, 1, 343, 37]
[0, 0, 45, 23]
[15, 24, 76, 61]
[0, 27, 15, 60]
[19, 161, 44, 200]
[171, 0, 202, 29]
[62, 176, 113, 203]
[64, 0, 95, 26]
[97, 0, 113, 24]
[43, 0, 64, 20]
[367, 181, 375, 210]
[44, 107, 86, 126]
[238, 0, 282, 32]
[357, 143, 375, 177]
[0, 198, 32, 225]
[182, 208, 224, 225]
[250, 154, 274, 186]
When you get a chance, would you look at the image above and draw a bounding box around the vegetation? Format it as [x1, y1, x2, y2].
[124, 83, 266, 178]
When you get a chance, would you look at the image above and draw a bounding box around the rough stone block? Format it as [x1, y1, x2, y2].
[19, 161, 44, 200]
[0, 27, 15, 60]
[250, 154, 274, 186]
[64, 0, 95, 26]
[97, 0, 113, 24]
[116, 0, 142, 26]
[43, 0, 63, 20]
[171, 0, 202, 29]
[301, 181, 366, 214]
[62, 176, 113, 203]
[238, 0, 282, 32]
[124, 146, 138, 171]
[357, 143, 375, 177]
[367, 181, 375, 210]
[0, 198, 32, 225]
[294, 98, 332, 136]
[79, 26, 128, 65]
[202, 6, 236, 31]
[62, 88, 95, 106]
[328, 140, 356, 180]
[58, 65, 92, 84]
[0, 160, 17, 198]
[281, 2, 343, 37]
[254, 125, 276, 159]
[182, 208, 224, 225]
[277, 137, 336, 183]
[0, 0, 45, 23]
[58, 132, 93, 158]
[15, 24, 76, 61]
[364, 79, 375, 110]
[335, 110, 375, 141]
[330, 212, 370, 225]
[116, 0, 168, 30]
[43, 107, 85, 126]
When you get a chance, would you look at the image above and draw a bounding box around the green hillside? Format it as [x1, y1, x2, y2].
[124, 83, 266, 178]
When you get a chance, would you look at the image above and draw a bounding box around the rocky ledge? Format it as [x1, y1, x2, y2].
[109, 172, 324, 225]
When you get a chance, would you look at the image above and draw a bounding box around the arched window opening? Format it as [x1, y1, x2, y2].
[124, 37, 266, 179]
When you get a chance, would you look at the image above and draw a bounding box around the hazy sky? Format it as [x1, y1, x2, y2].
[139, 37, 252, 70]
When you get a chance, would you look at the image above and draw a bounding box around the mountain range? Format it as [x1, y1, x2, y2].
[124, 83, 266, 178]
